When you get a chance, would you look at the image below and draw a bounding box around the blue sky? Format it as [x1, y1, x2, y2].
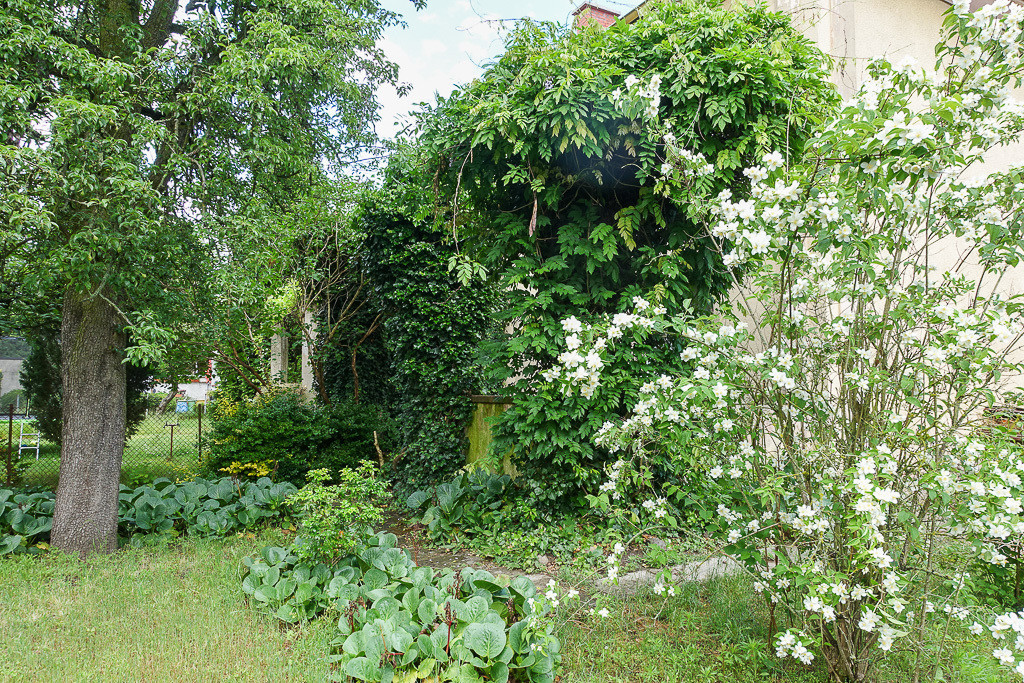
[375, 0, 637, 136]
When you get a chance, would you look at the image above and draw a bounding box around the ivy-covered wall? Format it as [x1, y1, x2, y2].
[315, 207, 495, 491]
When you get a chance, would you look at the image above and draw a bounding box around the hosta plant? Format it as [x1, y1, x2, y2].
[1, 476, 297, 554]
[242, 531, 569, 682]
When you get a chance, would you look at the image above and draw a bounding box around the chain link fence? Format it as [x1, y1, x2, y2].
[4, 401, 206, 489]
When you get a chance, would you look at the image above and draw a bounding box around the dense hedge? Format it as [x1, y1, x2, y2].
[313, 209, 494, 491]
[203, 390, 397, 484]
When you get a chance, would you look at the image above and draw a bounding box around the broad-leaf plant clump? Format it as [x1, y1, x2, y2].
[412, 0, 839, 512]
[243, 532, 571, 683]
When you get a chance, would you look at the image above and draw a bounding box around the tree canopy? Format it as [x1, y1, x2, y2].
[0, 0, 420, 553]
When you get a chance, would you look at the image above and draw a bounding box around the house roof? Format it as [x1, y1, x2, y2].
[572, 2, 622, 16]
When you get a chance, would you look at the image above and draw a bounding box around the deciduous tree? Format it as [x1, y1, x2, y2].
[0, 0, 418, 554]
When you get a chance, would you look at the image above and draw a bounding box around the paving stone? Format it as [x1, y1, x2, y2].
[596, 555, 742, 595]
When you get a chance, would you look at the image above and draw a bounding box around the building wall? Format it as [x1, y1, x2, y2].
[0, 359, 23, 396]
[574, 3, 620, 28]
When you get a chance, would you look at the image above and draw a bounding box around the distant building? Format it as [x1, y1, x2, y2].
[0, 358, 22, 396]
[0, 337, 28, 398]
[573, 2, 621, 28]
[152, 360, 217, 405]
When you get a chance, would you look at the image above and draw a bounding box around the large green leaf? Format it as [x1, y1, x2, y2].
[510, 576, 536, 599]
[507, 621, 528, 654]
[464, 623, 506, 659]
[363, 568, 388, 591]
[345, 657, 382, 682]
[457, 595, 490, 623]
[405, 490, 430, 510]
[488, 662, 510, 683]
[0, 534, 23, 554]
[417, 598, 437, 624]
[387, 629, 414, 654]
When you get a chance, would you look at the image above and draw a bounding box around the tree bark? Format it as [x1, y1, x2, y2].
[156, 382, 179, 414]
[51, 288, 126, 555]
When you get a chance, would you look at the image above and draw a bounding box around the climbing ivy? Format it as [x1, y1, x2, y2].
[413, 0, 838, 512]
[360, 207, 495, 490]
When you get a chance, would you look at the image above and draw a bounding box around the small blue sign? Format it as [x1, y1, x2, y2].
[175, 400, 189, 413]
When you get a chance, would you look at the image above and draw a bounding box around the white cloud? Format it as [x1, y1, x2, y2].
[420, 39, 448, 58]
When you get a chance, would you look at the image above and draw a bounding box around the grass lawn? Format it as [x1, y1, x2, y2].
[0, 532, 334, 682]
[13, 414, 204, 490]
[0, 529, 1014, 683]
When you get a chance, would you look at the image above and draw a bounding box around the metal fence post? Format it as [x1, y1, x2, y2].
[5, 404, 13, 486]
[165, 421, 177, 462]
[197, 402, 203, 463]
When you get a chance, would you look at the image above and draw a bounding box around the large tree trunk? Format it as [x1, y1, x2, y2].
[51, 289, 126, 555]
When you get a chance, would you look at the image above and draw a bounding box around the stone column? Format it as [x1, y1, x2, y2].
[301, 312, 316, 395]
[270, 333, 288, 383]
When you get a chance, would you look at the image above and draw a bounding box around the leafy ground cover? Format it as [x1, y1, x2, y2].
[1, 477, 295, 555]
[0, 526, 1011, 682]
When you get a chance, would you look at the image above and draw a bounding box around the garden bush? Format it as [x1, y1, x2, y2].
[288, 463, 391, 565]
[550, 2, 1024, 680]
[204, 389, 397, 484]
[414, 0, 838, 513]
[0, 476, 296, 554]
[242, 531, 567, 682]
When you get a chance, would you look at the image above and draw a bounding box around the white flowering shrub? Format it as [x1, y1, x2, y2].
[549, 2, 1024, 681]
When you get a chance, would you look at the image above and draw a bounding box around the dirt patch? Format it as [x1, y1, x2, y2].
[383, 513, 552, 589]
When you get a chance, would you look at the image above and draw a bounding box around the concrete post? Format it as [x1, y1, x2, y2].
[301, 312, 316, 395]
[270, 333, 288, 383]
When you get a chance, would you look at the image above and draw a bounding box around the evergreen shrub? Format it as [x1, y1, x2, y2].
[204, 389, 397, 484]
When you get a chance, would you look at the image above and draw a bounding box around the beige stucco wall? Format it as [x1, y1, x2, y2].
[767, 0, 1024, 390]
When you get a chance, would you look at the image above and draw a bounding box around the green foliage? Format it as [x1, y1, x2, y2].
[360, 209, 496, 489]
[0, 476, 297, 554]
[20, 331, 154, 446]
[288, 465, 391, 565]
[0, 489, 52, 555]
[242, 532, 562, 681]
[204, 390, 397, 485]
[0, 337, 29, 359]
[411, 0, 837, 512]
[19, 334, 61, 445]
[405, 469, 512, 543]
[0, 389, 25, 410]
[964, 561, 1024, 611]
[405, 469, 615, 571]
[118, 477, 296, 539]
[1, 0, 423, 553]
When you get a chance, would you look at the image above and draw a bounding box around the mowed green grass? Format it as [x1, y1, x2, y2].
[0, 532, 1015, 683]
[0, 533, 335, 682]
[14, 414, 205, 490]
